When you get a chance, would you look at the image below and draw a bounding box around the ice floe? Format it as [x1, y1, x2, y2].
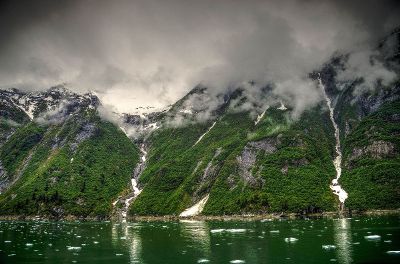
[364, 235, 381, 241]
[284, 237, 298, 243]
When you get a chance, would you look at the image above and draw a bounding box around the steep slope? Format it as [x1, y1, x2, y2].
[128, 86, 339, 216]
[0, 88, 139, 219]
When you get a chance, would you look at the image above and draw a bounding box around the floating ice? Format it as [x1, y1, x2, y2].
[284, 237, 298, 243]
[384, 240, 392, 243]
[116, 253, 123, 256]
[26, 243, 33, 247]
[226, 229, 246, 233]
[322, 245, 336, 250]
[364, 235, 381, 241]
[210, 229, 225, 233]
[270, 230, 280, 233]
[387, 251, 400, 255]
[210, 228, 247, 234]
[197, 259, 210, 263]
[67, 246, 82, 251]
[230, 260, 245, 263]
[4, 241, 11, 243]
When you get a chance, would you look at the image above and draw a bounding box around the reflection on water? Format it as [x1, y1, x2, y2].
[334, 218, 352, 264]
[180, 220, 210, 255]
[112, 222, 142, 263]
[1, 216, 399, 264]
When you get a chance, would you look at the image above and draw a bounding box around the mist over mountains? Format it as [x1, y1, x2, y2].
[1, 0, 399, 116]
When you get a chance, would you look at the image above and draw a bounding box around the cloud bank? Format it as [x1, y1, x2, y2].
[0, 0, 399, 115]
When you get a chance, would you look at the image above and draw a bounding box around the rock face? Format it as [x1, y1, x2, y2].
[350, 140, 396, 161]
[0, 160, 7, 193]
[70, 122, 97, 152]
[236, 138, 278, 188]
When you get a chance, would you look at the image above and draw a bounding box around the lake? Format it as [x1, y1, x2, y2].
[0, 215, 399, 263]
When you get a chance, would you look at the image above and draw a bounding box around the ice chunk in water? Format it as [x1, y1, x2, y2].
[322, 245, 336, 250]
[270, 230, 280, 233]
[211, 229, 225, 233]
[364, 235, 381, 241]
[230, 260, 245, 263]
[226, 229, 246, 233]
[387, 251, 400, 255]
[67, 246, 82, 251]
[198, 259, 210, 263]
[26, 243, 33, 247]
[284, 237, 298, 243]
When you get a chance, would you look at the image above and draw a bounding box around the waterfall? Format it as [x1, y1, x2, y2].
[113, 143, 147, 221]
[318, 77, 348, 208]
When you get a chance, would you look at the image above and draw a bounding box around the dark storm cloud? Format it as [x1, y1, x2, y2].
[0, 0, 399, 114]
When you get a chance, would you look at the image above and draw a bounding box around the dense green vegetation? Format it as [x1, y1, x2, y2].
[0, 111, 139, 218]
[341, 100, 400, 211]
[0, 80, 399, 218]
[130, 104, 338, 216]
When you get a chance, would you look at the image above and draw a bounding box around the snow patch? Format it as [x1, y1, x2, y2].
[180, 194, 209, 217]
[194, 122, 216, 146]
[277, 102, 287, 110]
[255, 107, 268, 125]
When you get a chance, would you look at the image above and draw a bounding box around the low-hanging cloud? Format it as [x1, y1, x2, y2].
[0, 0, 399, 117]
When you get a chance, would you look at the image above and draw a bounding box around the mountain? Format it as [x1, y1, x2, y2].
[0, 87, 139, 219]
[0, 30, 399, 219]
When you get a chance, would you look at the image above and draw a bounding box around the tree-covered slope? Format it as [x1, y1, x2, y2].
[129, 99, 340, 216]
[0, 91, 139, 218]
[341, 99, 400, 210]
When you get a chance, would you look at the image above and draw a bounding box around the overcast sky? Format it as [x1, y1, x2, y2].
[0, 0, 399, 113]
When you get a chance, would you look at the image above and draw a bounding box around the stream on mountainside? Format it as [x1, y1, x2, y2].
[318, 77, 348, 210]
[113, 143, 147, 221]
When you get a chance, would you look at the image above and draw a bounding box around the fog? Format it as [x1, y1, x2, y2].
[0, 0, 399, 115]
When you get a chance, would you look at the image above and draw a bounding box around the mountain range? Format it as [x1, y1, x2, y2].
[0, 29, 399, 220]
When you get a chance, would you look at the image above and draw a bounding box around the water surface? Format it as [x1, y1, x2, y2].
[1, 215, 399, 263]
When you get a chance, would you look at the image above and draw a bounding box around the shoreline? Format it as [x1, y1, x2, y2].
[0, 209, 399, 222]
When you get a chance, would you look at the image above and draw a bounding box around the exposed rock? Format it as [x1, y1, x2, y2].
[0, 152, 33, 193]
[227, 174, 239, 190]
[194, 148, 222, 197]
[70, 122, 97, 152]
[235, 138, 278, 187]
[247, 138, 277, 153]
[280, 158, 309, 175]
[350, 140, 396, 161]
[281, 164, 289, 175]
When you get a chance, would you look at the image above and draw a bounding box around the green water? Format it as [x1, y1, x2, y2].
[0, 215, 399, 263]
